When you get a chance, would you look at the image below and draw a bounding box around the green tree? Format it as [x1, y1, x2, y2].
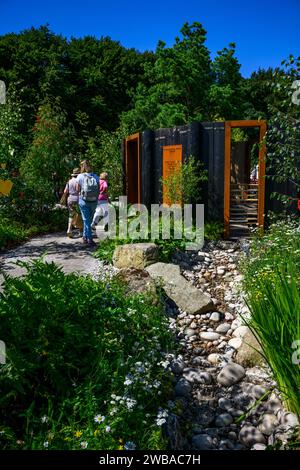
[21, 103, 76, 209]
[265, 55, 300, 206]
[208, 43, 244, 119]
[84, 125, 128, 200]
[122, 22, 212, 131]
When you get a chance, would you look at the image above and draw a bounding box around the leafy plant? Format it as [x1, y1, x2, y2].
[160, 156, 208, 205]
[0, 260, 174, 450]
[240, 219, 300, 418]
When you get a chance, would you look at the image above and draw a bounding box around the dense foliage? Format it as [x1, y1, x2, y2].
[0, 260, 174, 449]
[0, 21, 298, 234]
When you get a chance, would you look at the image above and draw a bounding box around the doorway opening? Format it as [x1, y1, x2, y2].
[124, 133, 141, 204]
[224, 120, 267, 239]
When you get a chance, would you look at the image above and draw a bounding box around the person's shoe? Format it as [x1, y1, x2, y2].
[82, 237, 88, 244]
[87, 239, 96, 246]
[67, 231, 73, 238]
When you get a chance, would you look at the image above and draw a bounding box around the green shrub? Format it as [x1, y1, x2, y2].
[204, 221, 224, 241]
[0, 210, 67, 251]
[0, 260, 174, 450]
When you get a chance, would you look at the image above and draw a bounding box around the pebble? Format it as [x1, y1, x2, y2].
[252, 443, 267, 450]
[217, 363, 246, 387]
[228, 337, 242, 349]
[218, 397, 232, 411]
[192, 434, 214, 450]
[239, 425, 266, 447]
[258, 414, 278, 436]
[207, 353, 221, 365]
[279, 412, 299, 429]
[200, 332, 220, 341]
[232, 325, 248, 338]
[216, 323, 231, 334]
[170, 359, 186, 374]
[225, 312, 234, 321]
[209, 312, 222, 322]
[174, 378, 192, 397]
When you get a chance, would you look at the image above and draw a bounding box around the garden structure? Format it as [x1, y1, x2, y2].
[123, 120, 296, 238]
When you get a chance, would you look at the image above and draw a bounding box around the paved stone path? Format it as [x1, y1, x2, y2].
[0, 231, 108, 292]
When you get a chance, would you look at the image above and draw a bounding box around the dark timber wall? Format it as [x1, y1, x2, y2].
[124, 121, 298, 225]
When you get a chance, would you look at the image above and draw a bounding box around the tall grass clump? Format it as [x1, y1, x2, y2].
[0, 260, 174, 450]
[245, 261, 300, 417]
[241, 218, 300, 418]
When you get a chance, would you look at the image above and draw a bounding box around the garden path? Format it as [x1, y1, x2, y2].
[0, 231, 108, 292]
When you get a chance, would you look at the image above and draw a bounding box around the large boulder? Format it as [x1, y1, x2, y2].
[235, 327, 265, 368]
[112, 243, 158, 269]
[116, 268, 158, 302]
[145, 262, 213, 315]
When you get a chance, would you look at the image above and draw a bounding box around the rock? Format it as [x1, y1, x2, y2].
[235, 329, 265, 368]
[210, 312, 222, 322]
[217, 363, 245, 387]
[252, 385, 268, 400]
[231, 319, 241, 330]
[192, 434, 214, 450]
[183, 368, 212, 385]
[113, 243, 158, 269]
[216, 323, 231, 334]
[207, 353, 221, 365]
[200, 332, 220, 341]
[185, 328, 198, 338]
[228, 338, 242, 349]
[232, 326, 249, 338]
[252, 443, 267, 450]
[258, 414, 278, 436]
[146, 263, 213, 315]
[215, 413, 233, 427]
[280, 412, 299, 430]
[239, 425, 266, 447]
[174, 378, 192, 398]
[264, 393, 282, 414]
[170, 358, 186, 375]
[225, 314, 234, 323]
[218, 397, 232, 411]
[116, 268, 157, 301]
[233, 393, 254, 409]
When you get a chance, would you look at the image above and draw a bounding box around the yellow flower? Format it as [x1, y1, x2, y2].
[74, 431, 82, 438]
[118, 445, 124, 450]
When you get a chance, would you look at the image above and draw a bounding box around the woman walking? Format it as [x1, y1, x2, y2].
[76, 160, 100, 245]
[63, 168, 80, 238]
[91, 172, 109, 232]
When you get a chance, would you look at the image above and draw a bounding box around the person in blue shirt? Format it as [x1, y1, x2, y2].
[76, 160, 100, 245]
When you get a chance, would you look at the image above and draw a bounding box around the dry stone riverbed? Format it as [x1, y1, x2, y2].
[0, 233, 299, 450]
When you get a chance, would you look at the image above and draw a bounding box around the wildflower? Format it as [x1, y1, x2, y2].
[94, 414, 105, 424]
[43, 441, 49, 448]
[124, 378, 133, 386]
[41, 415, 49, 424]
[105, 426, 111, 433]
[80, 441, 88, 449]
[126, 398, 137, 410]
[156, 418, 167, 426]
[74, 431, 83, 438]
[124, 441, 136, 450]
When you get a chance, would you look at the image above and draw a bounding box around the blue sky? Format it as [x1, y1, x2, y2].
[0, 0, 299, 77]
